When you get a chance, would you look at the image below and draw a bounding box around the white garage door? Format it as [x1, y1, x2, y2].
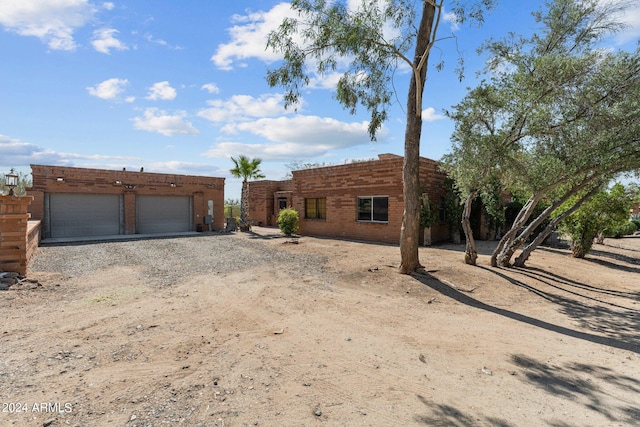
[136, 195, 192, 234]
[48, 193, 122, 238]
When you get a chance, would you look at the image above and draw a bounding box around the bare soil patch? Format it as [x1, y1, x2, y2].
[1, 231, 639, 426]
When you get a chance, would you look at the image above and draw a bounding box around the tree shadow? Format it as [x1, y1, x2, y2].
[511, 354, 640, 425]
[481, 267, 640, 352]
[412, 272, 640, 354]
[414, 394, 513, 426]
[537, 247, 640, 274]
[518, 267, 640, 302]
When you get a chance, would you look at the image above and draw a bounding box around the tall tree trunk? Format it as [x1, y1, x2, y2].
[240, 181, 250, 231]
[461, 191, 478, 265]
[399, 1, 436, 274]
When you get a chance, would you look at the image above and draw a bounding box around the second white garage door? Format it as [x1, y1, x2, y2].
[136, 195, 193, 234]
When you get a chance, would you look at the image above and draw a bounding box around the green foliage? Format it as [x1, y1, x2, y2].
[266, 0, 493, 140]
[230, 156, 265, 182]
[557, 183, 632, 257]
[224, 200, 240, 219]
[442, 178, 464, 233]
[277, 208, 299, 237]
[604, 221, 638, 239]
[419, 196, 438, 228]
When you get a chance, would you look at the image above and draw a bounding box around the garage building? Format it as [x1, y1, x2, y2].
[28, 165, 224, 239]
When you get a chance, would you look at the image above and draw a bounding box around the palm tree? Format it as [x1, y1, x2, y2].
[230, 155, 265, 231]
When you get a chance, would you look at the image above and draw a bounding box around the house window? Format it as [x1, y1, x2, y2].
[305, 198, 326, 219]
[357, 196, 388, 222]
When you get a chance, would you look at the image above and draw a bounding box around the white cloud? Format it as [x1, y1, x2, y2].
[102, 2, 115, 11]
[0, 134, 136, 167]
[201, 83, 220, 94]
[422, 107, 445, 122]
[606, 0, 640, 44]
[442, 11, 460, 32]
[86, 78, 133, 102]
[198, 94, 289, 123]
[132, 108, 199, 136]
[211, 2, 293, 70]
[0, 0, 95, 51]
[146, 81, 177, 101]
[204, 115, 382, 161]
[144, 33, 168, 46]
[91, 28, 128, 54]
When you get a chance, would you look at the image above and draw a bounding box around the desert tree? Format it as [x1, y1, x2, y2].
[445, 0, 640, 267]
[230, 155, 266, 231]
[557, 183, 632, 258]
[266, 0, 493, 274]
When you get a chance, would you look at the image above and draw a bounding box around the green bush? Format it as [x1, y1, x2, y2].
[632, 219, 640, 230]
[277, 208, 299, 236]
[604, 221, 638, 238]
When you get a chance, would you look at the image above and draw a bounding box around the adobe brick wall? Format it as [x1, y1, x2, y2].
[28, 165, 225, 235]
[248, 180, 293, 227]
[288, 155, 449, 245]
[0, 195, 37, 275]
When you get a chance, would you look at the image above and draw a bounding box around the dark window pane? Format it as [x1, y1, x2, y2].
[372, 197, 388, 222]
[357, 197, 372, 221]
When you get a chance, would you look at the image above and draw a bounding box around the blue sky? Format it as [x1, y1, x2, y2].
[1, 1, 639, 199]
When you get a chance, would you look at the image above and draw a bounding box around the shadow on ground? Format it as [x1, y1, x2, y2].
[412, 272, 640, 425]
[412, 272, 640, 354]
[510, 354, 640, 425]
[414, 394, 513, 426]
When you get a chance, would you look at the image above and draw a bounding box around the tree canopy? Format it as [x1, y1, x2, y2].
[443, 0, 640, 267]
[267, 0, 493, 273]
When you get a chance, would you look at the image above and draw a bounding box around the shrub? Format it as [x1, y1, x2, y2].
[277, 208, 299, 237]
[604, 221, 638, 238]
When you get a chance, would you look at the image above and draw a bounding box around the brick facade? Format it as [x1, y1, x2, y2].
[247, 180, 293, 226]
[28, 165, 225, 237]
[0, 196, 40, 275]
[248, 154, 449, 245]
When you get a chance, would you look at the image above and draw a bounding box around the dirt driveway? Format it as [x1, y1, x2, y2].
[1, 231, 639, 426]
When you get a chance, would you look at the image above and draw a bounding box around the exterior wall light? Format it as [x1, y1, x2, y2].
[5, 168, 18, 195]
[56, 177, 65, 182]
[170, 183, 177, 187]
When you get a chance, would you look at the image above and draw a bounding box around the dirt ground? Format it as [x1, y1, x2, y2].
[1, 230, 639, 427]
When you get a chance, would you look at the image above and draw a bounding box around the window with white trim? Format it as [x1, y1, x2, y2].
[357, 196, 388, 222]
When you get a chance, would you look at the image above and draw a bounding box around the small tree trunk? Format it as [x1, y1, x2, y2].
[492, 194, 542, 266]
[514, 184, 601, 267]
[399, 1, 435, 274]
[461, 192, 477, 265]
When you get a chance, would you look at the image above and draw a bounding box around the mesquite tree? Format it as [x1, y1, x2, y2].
[266, 0, 493, 274]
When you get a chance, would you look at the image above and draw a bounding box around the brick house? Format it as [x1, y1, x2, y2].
[28, 165, 225, 239]
[247, 154, 450, 245]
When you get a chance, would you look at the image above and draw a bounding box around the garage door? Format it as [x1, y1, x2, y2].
[48, 193, 122, 238]
[136, 195, 192, 234]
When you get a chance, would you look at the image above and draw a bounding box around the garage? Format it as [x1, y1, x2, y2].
[136, 195, 192, 234]
[47, 193, 123, 238]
